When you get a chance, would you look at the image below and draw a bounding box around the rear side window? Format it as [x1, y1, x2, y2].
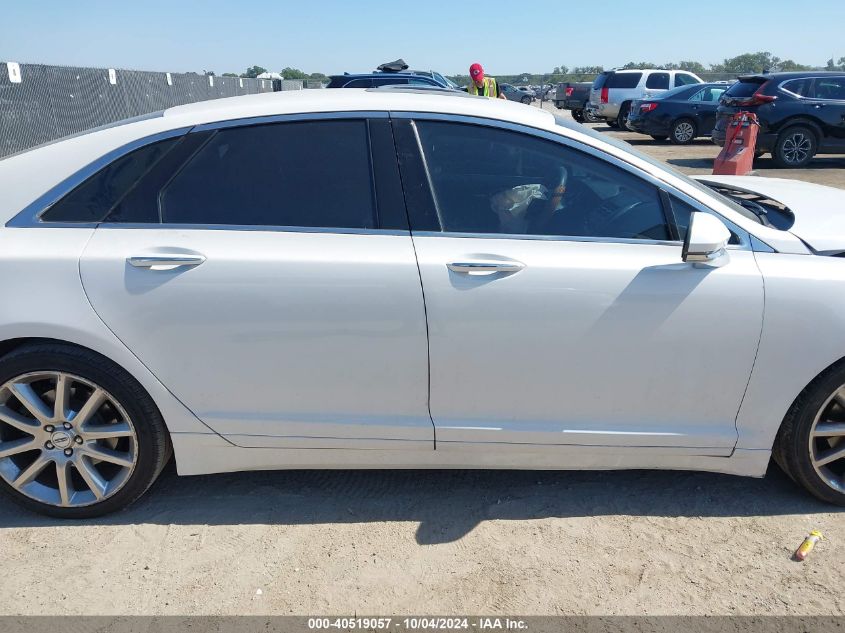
[781, 78, 811, 96]
[371, 77, 409, 87]
[646, 73, 670, 89]
[344, 78, 372, 88]
[40, 138, 179, 223]
[607, 73, 642, 89]
[725, 79, 766, 98]
[159, 120, 377, 229]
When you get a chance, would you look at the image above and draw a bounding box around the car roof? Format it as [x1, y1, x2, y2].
[330, 71, 431, 79]
[160, 89, 554, 127]
[737, 71, 845, 81]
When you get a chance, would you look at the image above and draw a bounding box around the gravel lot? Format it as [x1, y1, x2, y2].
[1, 105, 844, 617]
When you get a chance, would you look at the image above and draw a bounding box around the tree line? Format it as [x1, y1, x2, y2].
[210, 52, 845, 86]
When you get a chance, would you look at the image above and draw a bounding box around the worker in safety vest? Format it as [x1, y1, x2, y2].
[466, 63, 505, 99]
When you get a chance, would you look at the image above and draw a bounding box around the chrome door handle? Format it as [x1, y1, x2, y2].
[127, 255, 206, 268]
[447, 261, 525, 273]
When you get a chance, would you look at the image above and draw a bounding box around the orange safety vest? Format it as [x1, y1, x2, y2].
[468, 77, 498, 97]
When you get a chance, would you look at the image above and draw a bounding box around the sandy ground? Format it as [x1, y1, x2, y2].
[1, 107, 844, 617]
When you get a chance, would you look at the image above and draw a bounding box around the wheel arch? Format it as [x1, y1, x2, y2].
[0, 334, 215, 438]
[774, 117, 824, 142]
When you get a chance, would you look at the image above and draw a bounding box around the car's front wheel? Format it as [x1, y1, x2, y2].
[571, 109, 585, 123]
[773, 126, 817, 168]
[775, 363, 845, 506]
[0, 344, 171, 518]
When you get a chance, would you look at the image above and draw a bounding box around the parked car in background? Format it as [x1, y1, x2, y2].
[5, 89, 845, 517]
[627, 83, 729, 144]
[554, 81, 600, 122]
[501, 83, 534, 104]
[589, 69, 703, 128]
[713, 72, 845, 168]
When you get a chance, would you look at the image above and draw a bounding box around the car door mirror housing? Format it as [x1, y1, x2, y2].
[682, 212, 731, 262]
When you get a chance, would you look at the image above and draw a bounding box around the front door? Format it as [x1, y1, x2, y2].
[396, 118, 763, 454]
[80, 117, 433, 450]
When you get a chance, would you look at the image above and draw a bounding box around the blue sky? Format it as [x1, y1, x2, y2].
[2, 0, 844, 76]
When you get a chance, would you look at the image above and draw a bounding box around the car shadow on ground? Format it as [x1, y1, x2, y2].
[0, 463, 840, 544]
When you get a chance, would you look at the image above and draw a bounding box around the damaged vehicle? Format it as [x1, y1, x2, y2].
[1, 88, 845, 518]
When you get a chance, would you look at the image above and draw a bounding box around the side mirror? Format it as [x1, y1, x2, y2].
[682, 212, 731, 263]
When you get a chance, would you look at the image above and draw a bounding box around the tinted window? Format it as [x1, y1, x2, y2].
[689, 87, 725, 102]
[415, 121, 670, 241]
[159, 121, 376, 228]
[371, 77, 408, 87]
[344, 78, 372, 88]
[41, 138, 178, 222]
[781, 78, 811, 96]
[725, 79, 767, 98]
[670, 196, 740, 245]
[674, 73, 701, 87]
[646, 73, 670, 89]
[607, 73, 642, 89]
[592, 72, 611, 90]
[808, 77, 845, 100]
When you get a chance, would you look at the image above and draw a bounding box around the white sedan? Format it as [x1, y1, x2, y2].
[1, 89, 844, 517]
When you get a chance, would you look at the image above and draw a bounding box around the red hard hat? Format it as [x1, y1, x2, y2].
[469, 63, 484, 82]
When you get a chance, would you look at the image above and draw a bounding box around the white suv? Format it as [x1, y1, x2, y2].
[589, 69, 703, 128]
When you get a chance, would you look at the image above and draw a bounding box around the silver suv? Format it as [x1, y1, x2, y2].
[589, 69, 703, 128]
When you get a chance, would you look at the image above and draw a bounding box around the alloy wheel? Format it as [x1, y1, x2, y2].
[782, 132, 813, 164]
[673, 121, 695, 143]
[809, 386, 845, 494]
[0, 372, 138, 508]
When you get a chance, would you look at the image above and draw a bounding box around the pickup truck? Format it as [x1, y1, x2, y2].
[553, 82, 598, 122]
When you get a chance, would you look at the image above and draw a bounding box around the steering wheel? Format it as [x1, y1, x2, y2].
[594, 200, 654, 239]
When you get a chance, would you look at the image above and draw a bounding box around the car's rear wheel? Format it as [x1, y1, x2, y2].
[616, 103, 631, 130]
[572, 109, 585, 123]
[775, 363, 845, 506]
[773, 126, 817, 168]
[0, 344, 170, 518]
[670, 118, 697, 144]
[521, 96, 532, 105]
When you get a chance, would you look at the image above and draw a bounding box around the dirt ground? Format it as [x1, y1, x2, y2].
[1, 106, 844, 618]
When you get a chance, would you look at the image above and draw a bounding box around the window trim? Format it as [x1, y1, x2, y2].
[778, 75, 845, 101]
[6, 127, 192, 228]
[8, 111, 393, 231]
[391, 111, 751, 249]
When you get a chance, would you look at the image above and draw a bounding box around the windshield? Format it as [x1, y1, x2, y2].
[552, 114, 763, 224]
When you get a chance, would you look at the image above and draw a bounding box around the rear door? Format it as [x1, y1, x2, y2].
[79, 115, 433, 450]
[804, 76, 845, 146]
[688, 85, 727, 134]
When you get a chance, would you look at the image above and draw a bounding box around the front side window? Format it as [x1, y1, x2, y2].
[159, 120, 376, 228]
[414, 121, 671, 241]
[646, 73, 670, 89]
[674, 73, 701, 87]
[371, 77, 409, 87]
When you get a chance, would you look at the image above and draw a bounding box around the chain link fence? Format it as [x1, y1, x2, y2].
[0, 62, 290, 158]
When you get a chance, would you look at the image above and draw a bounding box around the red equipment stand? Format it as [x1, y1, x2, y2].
[713, 112, 759, 176]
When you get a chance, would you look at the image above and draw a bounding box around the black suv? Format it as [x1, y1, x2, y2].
[713, 72, 845, 168]
[327, 70, 459, 89]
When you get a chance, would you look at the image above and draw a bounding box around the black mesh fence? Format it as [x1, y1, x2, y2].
[0, 63, 280, 158]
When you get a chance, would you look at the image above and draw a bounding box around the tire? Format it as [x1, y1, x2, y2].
[616, 103, 631, 130]
[650, 135, 669, 141]
[607, 120, 620, 129]
[0, 344, 171, 518]
[583, 109, 601, 124]
[774, 362, 845, 506]
[521, 96, 532, 105]
[773, 126, 817, 168]
[572, 109, 585, 123]
[670, 118, 697, 145]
